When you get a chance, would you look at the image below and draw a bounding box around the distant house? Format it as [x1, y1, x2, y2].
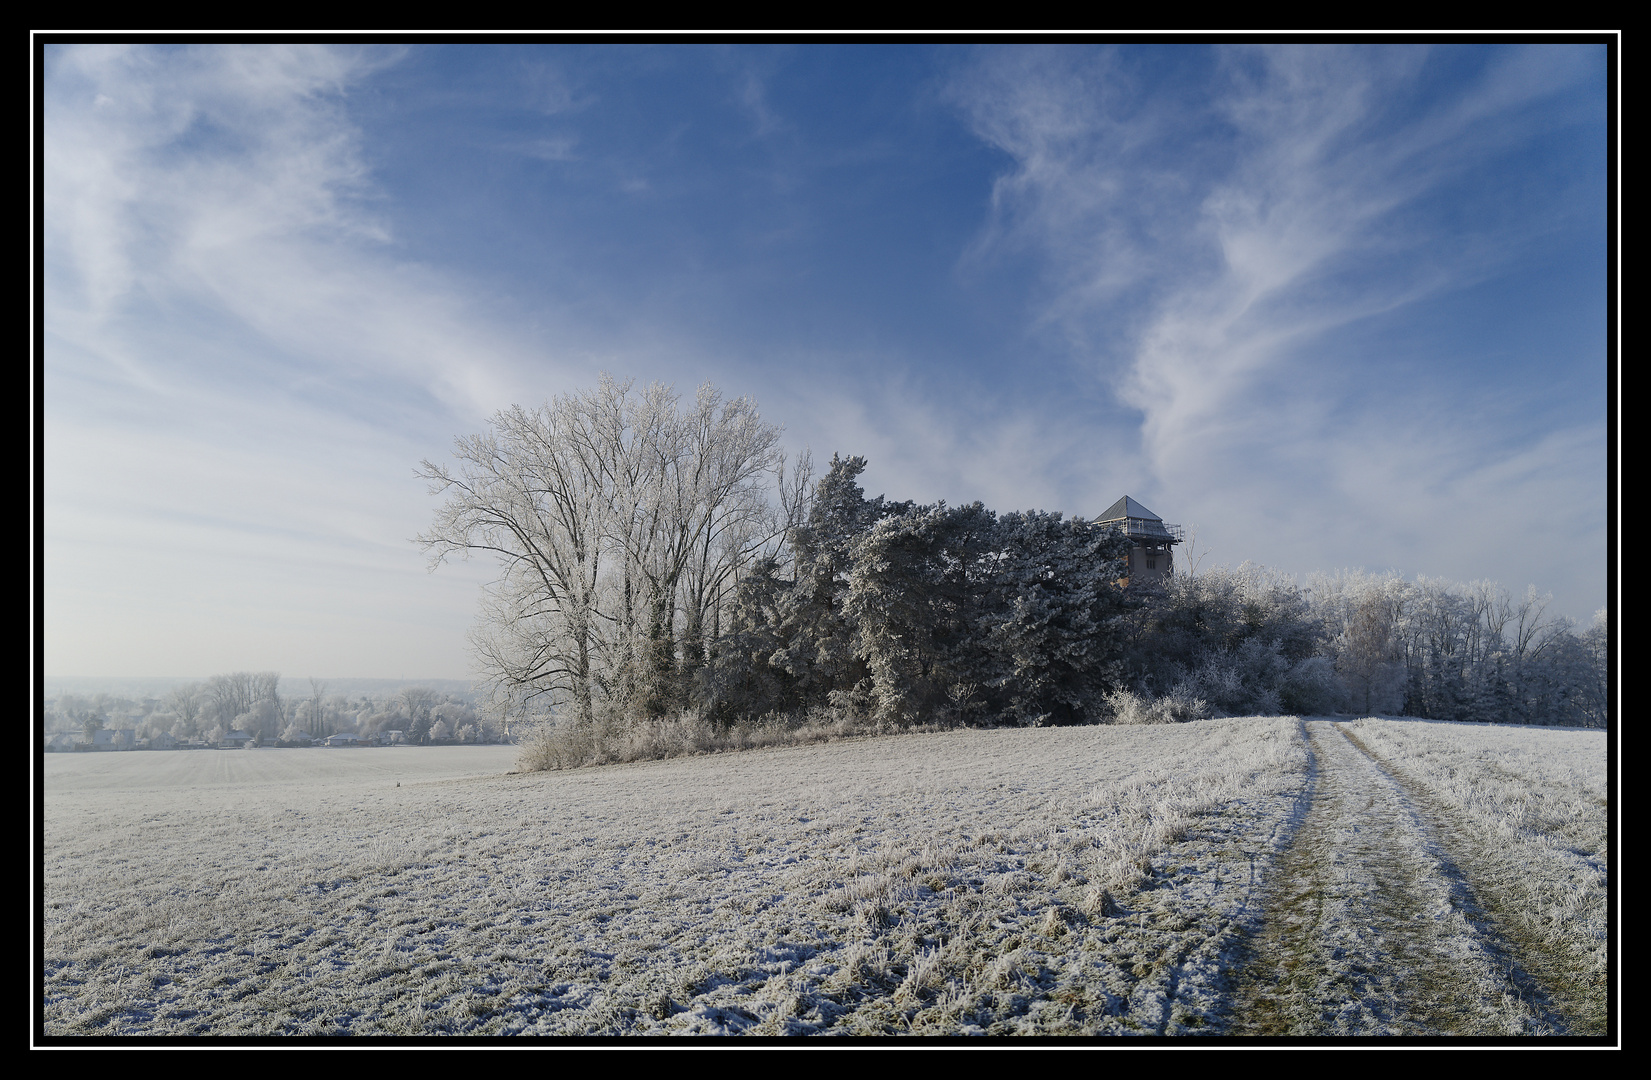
[1096, 496, 1183, 586]
[220, 729, 253, 749]
[150, 732, 179, 751]
[45, 733, 77, 753]
[324, 732, 362, 747]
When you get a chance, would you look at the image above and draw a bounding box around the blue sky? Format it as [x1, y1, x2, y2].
[41, 42, 1612, 680]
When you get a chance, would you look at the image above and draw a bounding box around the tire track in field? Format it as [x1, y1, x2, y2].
[1229, 721, 1563, 1036]
[1334, 724, 1601, 1036]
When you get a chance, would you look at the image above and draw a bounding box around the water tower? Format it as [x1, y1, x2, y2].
[1096, 496, 1183, 584]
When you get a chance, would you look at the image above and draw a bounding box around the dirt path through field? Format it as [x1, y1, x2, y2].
[1229, 721, 1565, 1036]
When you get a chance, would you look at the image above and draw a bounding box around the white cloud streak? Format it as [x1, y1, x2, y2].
[952, 44, 1606, 620]
[42, 45, 562, 676]
[44, 44, 553, 422]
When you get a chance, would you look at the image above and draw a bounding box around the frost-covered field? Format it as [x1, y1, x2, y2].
[43, 723, 1311, 1036]
[1335, 718, 1608, 1032]
[40, 718, 1608, 1038]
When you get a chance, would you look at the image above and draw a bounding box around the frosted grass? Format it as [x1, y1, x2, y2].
[1337, 717, 1608, 1033]
[43, 722, 1309, 1036]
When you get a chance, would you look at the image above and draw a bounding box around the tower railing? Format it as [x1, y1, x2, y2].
[1096, 517, 1183, 543]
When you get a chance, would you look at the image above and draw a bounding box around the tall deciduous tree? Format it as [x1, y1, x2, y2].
[205, 672, 282, 728]
[420, 376, 782, 731]
[421, 394, 611, 728]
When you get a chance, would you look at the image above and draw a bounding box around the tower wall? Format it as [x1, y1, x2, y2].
[1126, 542, 1175, 582]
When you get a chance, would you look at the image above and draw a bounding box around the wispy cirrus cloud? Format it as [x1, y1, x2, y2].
[47, 45, 391, 312]
[950, 44, 1607, 618]
[43, 43, 551, 421]
[42, 44, 553, 676]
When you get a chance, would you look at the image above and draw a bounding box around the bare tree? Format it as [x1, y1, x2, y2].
[1176, 523, 1210, 578]
[306, 678, 329, 738]
[1580, 609, 1610, 729]
[659, 385, 789, 702]
[420, 392, 612, 729]
[419, 375, 783, 732]
[399, 686, 439, 742]
[205, 672, 281, 727]
[1339, 592, 1402, 714]
[166, 683, 202, 732]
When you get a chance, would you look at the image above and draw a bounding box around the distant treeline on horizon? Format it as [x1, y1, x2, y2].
[43, 676, 478, 702]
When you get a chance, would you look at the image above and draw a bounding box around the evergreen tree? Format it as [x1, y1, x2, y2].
[982, 511, 1134, 725]
[772, 454, 908, 710]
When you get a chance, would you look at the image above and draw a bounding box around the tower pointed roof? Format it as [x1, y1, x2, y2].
[1098, 496, 1162, 523]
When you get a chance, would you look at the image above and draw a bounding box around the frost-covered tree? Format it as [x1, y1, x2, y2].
[421, 394, 611, 729]
[979, 511, 1134, 725]
[169, 682, 205, 736]
[205, 672, 281, 728]
[421, 376, 783, 732]
[780, 458, 870, 697]
[845, 501, 1000, 726]
[1339, 591, 1406, 714]
[1116, 564, 1325, 717]
[305, 678, 329, 738]
[1294, 573, 1602, 726]
[705, 555, 801, 721]
[1580, 609, 1610, 728]
[756, 453, 908, 715]
[842, 503, 1137, 727]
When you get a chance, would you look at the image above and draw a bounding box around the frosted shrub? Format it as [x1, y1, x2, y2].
[797, 705, 862, 740]
[1167, 641, 1288, 716]
[1103, 689, 1153, 724]
[619, 712, 720, 761]
[515, 703, 896, 771]
[1103, 688, 1209, 725]
[515, 717, 594, 772]
[1151, 688, 1208, 724]
[1279, 655, 1344, 715]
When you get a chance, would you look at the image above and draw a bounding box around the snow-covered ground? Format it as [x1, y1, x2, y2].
[40, 718, 1607, 1037]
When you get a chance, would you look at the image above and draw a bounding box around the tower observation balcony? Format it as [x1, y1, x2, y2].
[1100, 516, 1184, 544]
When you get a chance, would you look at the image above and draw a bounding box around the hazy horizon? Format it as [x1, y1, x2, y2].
[41, 675, 479, 700]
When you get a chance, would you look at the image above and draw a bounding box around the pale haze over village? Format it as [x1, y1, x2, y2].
[43, 43, 1609, 686]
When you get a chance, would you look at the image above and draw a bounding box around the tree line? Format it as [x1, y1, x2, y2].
[423, 377, 1610, 745]
[45, 676, 496, 746]
[1112, 566, 1607, 728]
